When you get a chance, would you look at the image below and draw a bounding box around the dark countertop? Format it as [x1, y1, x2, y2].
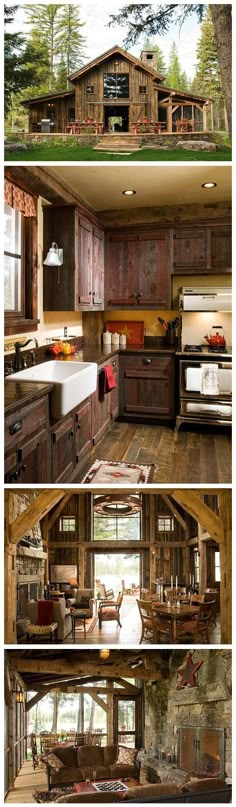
[5, 381, 54, 417]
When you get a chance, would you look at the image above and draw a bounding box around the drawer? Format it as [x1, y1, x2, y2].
[120, 354, 172, 371]
[180, 399, 232, 420]
[5, 396, 49, 449]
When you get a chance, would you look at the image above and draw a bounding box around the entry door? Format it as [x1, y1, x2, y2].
[114, 696, 141, 748]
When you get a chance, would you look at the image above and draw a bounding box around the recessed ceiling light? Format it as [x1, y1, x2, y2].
[201, 182, 217, 189]
[122, 189, 136, 196]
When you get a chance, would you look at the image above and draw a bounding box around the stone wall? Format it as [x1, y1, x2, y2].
[9, 492, 45, 600]
[144, 649, 232, 777]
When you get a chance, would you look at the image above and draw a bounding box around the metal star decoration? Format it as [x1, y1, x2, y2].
[176, 652, 203, 689]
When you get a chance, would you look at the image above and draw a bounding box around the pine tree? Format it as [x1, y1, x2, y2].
[4, 5, 48, 115]
[57, 5, 86, 79]
[166, 42, 188, 91]
[25, 4, 61, 90]
[192, 8, 225, 128]
[142, 36, 166, 74]
[55, 57, 68, 91]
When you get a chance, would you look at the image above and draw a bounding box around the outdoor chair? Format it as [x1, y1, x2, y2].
[176, 601, 215, 643]
[121, 579, 132, 595]
[98, 592, 123, 629]
[30, 733, 39, 769]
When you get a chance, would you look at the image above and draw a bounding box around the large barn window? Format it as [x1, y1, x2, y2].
[104, 73, 129, 99]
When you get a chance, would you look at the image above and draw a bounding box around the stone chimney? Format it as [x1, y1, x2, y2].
[140, 50, 158, 71]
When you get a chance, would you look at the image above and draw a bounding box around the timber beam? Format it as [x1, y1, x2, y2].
[8, 490, 66, 545]
[11, 658, 165, 681]
[171, 491, 224, 543]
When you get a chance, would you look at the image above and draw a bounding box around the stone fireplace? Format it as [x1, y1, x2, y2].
[142, 650, 231, 784]
[11, 492, 48, 637]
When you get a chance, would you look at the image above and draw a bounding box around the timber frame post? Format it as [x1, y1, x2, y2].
[218, 491, 232, 643]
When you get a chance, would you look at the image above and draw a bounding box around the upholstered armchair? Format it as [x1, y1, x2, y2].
[27, 599, 72, 641]
[66, 589, 95, 618]
[98, 592, 123, 629]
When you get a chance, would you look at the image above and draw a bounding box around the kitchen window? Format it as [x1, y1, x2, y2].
[4, 174, 38, 335]
[104, 73, 129, 98]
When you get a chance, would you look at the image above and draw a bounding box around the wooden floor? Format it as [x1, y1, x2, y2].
[76, 421, 231, 484]
[6, 760, 47, 803]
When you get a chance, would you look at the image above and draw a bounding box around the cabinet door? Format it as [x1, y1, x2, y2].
[110, 356, 119, 420]
[106, 233, 138, 306]
[16, 428, 49, 483]
[121, 356, 174, 419]
[92, 368, 111, 444]
[92, 226, 104, 308]
[208, 227, 232, 272]
[77, 215, 93, 306]
[75, 398, 92, 466]
[138, 231, 169, 306]
[173, 229, 206, 272]
[51, 415, 74, 482]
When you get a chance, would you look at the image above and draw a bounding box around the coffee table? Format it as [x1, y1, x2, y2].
[75, 778, 139, 794]
[70, 610, 87, 641]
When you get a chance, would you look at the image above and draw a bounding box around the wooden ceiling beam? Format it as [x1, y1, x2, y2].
[8, 490, 66, 545]
[47, 494, 72, 532]
[171, 491, 224, 544]
[11, 658, 163, 681]
[160, 494, 188, 531]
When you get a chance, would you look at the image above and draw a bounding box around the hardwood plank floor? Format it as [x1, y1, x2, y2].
[76, 422, 231, 484]
[6, 761, 47, 803]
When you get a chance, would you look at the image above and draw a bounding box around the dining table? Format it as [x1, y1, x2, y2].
[152, 602, 199, 642]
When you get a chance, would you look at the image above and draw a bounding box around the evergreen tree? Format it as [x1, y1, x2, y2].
[55, 57, 68, 91]
[192, 8, 225, 128]
[57, 4, 86, 79]
[142, 36, 166, 74]
[25, 4, 62, 90]
[166, 42, 189, 91]
[4, 4, 48, 115]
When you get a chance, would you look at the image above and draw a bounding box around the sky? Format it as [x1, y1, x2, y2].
[5, 1, 203, 80]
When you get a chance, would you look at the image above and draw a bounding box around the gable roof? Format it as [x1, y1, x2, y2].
[68, 44, 165, 82]
[21, 89, 74, 107]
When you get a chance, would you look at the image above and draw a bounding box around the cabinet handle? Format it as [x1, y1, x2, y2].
[130, 292, 137, 298]
[9, 420, 22, 436]
[137, 290, 142, 298]
[69, 430, 74, 438]
[89, 291, 92, 295]
[112, 361, 116, 367]
[77, 422, 80, 430]
[143, 358, 152, 365]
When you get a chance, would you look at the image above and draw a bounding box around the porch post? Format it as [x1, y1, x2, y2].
[202, 104, 207, 131]
[4, 543, 16, 643]
[219, 490, 232, 644]
[167, 100, 172, 132]
[210, 102, 214, 130]
[107, 682, 114, 745]
[198, 525, 207, 594]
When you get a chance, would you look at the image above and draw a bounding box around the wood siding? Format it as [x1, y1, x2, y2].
[75, 56, 156, 123]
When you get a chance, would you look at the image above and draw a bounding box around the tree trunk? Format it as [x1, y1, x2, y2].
[52, 692, 58, 733]
[210, 5, 231, 136]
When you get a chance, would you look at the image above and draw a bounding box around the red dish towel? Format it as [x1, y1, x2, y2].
[37, 600, 54, 626]
[103, 365, 117, 393]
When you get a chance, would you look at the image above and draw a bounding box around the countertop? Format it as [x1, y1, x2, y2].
[5, 381, 54, 417]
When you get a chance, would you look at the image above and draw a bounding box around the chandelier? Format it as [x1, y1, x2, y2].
[93, 494, 142, 516]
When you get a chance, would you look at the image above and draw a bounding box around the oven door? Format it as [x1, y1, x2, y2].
[184, 363, 232, 395]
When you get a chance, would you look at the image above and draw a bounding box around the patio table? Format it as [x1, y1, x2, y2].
[152, 603, 199, 642]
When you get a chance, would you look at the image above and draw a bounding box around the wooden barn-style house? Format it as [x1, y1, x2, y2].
[22, 46, 212, 136]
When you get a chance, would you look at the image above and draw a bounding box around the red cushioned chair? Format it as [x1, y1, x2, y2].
[98, 592, 123, 629]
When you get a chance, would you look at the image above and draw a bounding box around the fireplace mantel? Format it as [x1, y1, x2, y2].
[18, 546, 47, 560]
[171, 682, 230, 704]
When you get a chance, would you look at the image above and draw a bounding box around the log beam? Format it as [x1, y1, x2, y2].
[171, 491, 224, 543]
[47, 494, 72, 532]
[160, 494, 188, 531]
[9, 490, 65, 545]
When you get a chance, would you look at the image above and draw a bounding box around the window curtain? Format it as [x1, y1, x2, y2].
[4, 179, 37, 217]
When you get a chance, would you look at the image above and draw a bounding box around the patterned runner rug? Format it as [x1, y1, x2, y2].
[82, 460, 155, 484]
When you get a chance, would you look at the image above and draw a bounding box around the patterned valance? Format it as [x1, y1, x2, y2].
[4, 179, 37, 217]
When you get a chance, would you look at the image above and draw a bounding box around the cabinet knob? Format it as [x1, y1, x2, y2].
[69, 430, 74, 438]
[77, 422, 80, 430]
[143, 357, 152, 365]
[9, 420, 22, 436]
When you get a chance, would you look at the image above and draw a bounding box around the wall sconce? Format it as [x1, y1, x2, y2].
[99, 649, 110, 660]
[43, 242, 63, 284]
[69, 576, 79, 588]
[15, 691, 25, 703]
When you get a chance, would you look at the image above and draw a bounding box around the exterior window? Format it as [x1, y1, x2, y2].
[215, 550, 221, 582]
[4, 205, 22, 313]
[193, 550, 200, 584]
[146, 54, 153, 60]
[94, 511, 141, 541]
[59, 517, 76, 532]
[87, 85, 95, 94]
[104, 73, 129, 99]
[139, 85, 147, 94]
[157, 516, 174, 532]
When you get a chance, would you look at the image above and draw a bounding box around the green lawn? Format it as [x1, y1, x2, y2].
[4, 145, 232, 162]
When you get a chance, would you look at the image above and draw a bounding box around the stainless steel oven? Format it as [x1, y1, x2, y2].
[176, 356, 232, 430]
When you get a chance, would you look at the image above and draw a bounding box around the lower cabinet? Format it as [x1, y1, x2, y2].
[92, 355, 119, 444]
[119, 354, 175, 420]
[5, 396, 50, 483]
[75, 398, 93, 468]
[51, 397, 92, 482]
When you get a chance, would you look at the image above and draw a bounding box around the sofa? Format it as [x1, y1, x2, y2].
[66, 588, 95, 618]
[55, 780, 232, 803]
[45, 744, 139, 790]
[27, 599, 72, 641]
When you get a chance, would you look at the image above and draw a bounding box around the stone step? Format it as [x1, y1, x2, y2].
[94, 143, 141, 152]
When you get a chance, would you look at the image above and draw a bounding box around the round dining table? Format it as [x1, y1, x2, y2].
[152, 602, 199, 642]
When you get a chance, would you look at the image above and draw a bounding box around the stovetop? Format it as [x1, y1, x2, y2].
[183, 344, 229, 355]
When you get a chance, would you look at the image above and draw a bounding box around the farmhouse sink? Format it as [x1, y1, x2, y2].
[8, 360, 97, 419]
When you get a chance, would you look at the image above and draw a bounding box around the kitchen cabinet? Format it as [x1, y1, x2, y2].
[92, 356, 119, 444]
[74, 398, 92, 468]
[51, 414, 75, 482]
[43, 205, 104, 311]
[105, 229, 170, 308]
[172, 222, 231, 274]
[119, 354, 175, 420]
[5, 396, 50, 482]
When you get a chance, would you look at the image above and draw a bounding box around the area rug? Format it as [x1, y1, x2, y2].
[33, 788, 75, 802]
[73, 615, 97, 635]
[82, 460, 155, 484]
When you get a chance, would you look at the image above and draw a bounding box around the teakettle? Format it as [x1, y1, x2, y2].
[204, 326, 226, 347]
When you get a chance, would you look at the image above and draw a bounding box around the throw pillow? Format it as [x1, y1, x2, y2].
[117, 745, 138, 765]
[80, 596, 90, 606]
[46, 753, 64, 772]
[181, 777, 226, 793]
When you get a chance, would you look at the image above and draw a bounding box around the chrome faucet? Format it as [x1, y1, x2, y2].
[13, 338, 39, 371]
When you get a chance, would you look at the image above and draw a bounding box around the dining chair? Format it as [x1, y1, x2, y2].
[176, 602, 214, 643]
[137, 599, 153, 643]
[98, 592, 123, 629]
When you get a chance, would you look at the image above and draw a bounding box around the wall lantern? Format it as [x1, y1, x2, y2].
[69, 576, 79, 588]
[43, 242, 63, 283]
[15, 691, 25, 703]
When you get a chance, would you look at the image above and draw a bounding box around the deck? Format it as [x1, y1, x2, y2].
[6, 760, 47, 803]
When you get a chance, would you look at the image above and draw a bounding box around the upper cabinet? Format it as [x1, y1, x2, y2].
[172, 222, 231, 275]
[105, 229, 170, 309]
[43, 205, 104, 311]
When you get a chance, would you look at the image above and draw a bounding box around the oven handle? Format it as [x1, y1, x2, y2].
[218, 363, 232, 370]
